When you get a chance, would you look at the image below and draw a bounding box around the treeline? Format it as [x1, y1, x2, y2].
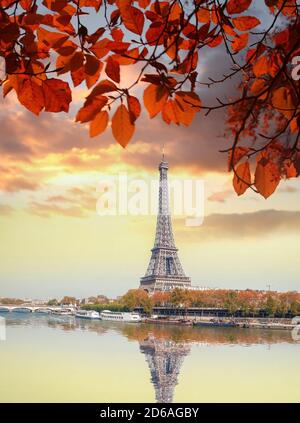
[0, 297, 24, 305]
[84, 289, 300, 318]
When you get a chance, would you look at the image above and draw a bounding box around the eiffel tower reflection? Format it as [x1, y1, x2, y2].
[140, 336, 191, 403]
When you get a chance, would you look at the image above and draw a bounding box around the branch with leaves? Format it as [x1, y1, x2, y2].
[0, 0, 300, 198]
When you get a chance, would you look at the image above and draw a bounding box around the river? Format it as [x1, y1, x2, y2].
[0, 312, 299, 402]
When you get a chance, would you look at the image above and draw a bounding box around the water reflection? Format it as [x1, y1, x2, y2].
[1, 313, 297, 403]
[140, 337, 190, 403]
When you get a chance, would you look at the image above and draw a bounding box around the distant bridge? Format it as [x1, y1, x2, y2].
[0, 305, 75, 313]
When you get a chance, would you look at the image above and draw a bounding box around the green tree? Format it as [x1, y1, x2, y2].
[224, 291, 239, 316]
[47, 299, 58, 306]
[265, 296, 277, 317]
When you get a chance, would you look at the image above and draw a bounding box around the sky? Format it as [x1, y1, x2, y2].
[0, 5, 300, 300]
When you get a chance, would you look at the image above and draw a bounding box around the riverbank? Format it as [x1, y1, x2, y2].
[143, 316, 297, 331]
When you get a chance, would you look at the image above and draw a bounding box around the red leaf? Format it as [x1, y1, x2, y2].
[89, 79, 118, 97]
[43, 78, 71, 113]
[127, 95, 141, 123]
[90, 110, 109, 137]
[231, 33, 249, 53]
[232, 16, 260, 31]
[76, 96, 108, 123]
[121, 6, 144, 35]
[18, 78, 44, 115]
[143, 84, 168, 118]
[255, 159, 280, 198]
[233, 162, 251, 196]
[226, 0, 252, 14]
[111, 104, 135, 147]
[105, 57, 120, 83]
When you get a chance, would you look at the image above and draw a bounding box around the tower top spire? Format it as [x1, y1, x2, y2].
[159, 146, 168, 170]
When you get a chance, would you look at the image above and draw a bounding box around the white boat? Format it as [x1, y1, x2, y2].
[100, 310, 141, 322]
[75, 310, 100, 320]
[51, 309, 73, 316]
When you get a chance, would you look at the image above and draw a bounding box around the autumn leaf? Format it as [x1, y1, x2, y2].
[76, 96, 107, 123]
[254, 159, 280, 198]
[90, 110, 109, 137]
[233, 162, 251, 195]
[228, 147, 249, 171]
[121, 6, 144, 35]
[143, 84, 169, 118]
[111, 104, 135, 147]
[232, 16, 260, 31]
[105, 56, 120, 83]
[231, 33, 249, 52]
[271, 87, 294, 120]
[226, 0, 252, 14]
[89, 79, 118, 97]
[43, 78, 71, 113]
[17, 78, 44, 115]
[127, 95, 141, 123]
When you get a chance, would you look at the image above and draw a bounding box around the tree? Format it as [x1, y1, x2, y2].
[224, 291, 239, 316]
[265, 295, 277, 317]
[120, 288, 149, 310]
[47, 298, 58, 306]
[0, 0, 299, 197]
[60, 295, 76, 305]
[170, 288, 189, 308]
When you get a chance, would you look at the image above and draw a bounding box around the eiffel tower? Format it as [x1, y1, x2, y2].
[139, 156, 191, 293]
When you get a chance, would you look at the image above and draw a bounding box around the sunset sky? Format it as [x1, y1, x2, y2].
[1, 7, 300, 300]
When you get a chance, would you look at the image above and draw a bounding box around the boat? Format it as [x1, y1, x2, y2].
[193, 319, 238, 328]
[75, 310, 100, 320]
[50, 309, 74, 316]
[100, 310, 141, 322]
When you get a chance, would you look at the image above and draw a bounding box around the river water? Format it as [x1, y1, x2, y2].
[0, 312, 299, 403]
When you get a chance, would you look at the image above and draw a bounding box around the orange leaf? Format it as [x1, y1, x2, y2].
[143, 84, 168, 118]
[271, 87, 294, 120]
[226, 0, 252, 14]
[121, 6, 144, 35]
[105, 56, 120, 83]
[43, 78, 71, 113]
[18, 78, 44, 115]
[76, 96, 107, 123]
[231, 33, 249, 53]
[228, 147, 249, 171]
[233, 162, 251, 196]
[71, 66, 85, 87]
[232, 16, 260, 31]
[127, 95, 141, 123]
[197, 7, 210, 23]
[111, 104, 135, 147]
[254, 159, 280, 198]
[90, 110, 109, 137]
[89, 79, 118, 97]
[90, 38, 110, 59]
[37, 27, 68, 49]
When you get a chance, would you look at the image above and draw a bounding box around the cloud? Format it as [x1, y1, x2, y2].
[208, 188, 233, 203]
[0, 204, 14, 215]
[0, 176, 40, 193]
[28, 186, 97, 218]
[176, 209, 300, 240]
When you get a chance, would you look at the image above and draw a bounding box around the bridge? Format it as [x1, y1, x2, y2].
[0, 305, 76, 313]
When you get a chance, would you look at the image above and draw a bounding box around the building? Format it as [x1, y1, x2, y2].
[139, 156, 192, 293]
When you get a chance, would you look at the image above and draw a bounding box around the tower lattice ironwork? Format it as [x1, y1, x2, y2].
[140, 336, 191, 403]
[139, 157, 191, 292]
